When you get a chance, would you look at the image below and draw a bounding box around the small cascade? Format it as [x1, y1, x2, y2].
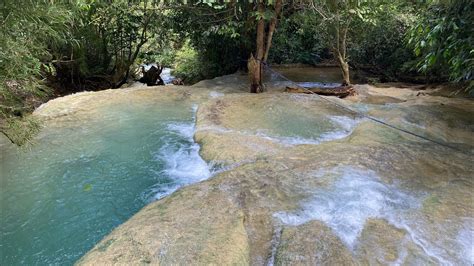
[149, 105, 212, 200]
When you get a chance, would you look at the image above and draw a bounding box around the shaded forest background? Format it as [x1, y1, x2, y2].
[1, 0, 473, 145]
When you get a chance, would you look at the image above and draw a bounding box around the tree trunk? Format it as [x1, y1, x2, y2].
[333, 19, 350, 86]
[332, 47, 350, 86]
[249, 0, 266, 93]
[338, 55, 350, 86]
[263, 0, 283, 62]
[248, 54, 262, 93]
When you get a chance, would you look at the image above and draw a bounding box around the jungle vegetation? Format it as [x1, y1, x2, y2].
[1, 0, 473, 145]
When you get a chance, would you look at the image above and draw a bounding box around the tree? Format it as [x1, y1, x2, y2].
[168, 0, 284, 92]
[0, 0, 73, 145]
[268, 10, 329, 65]
[348, 1, 417, 81]
[309, 0, 378, 86]
[64, 0, 166, 89]
[248, 0, 283, 93]
[95, 1, 158, 88]
[408, 0, 474, 92]
[166, 2, 255, 83]
[0, 0, 170, 145]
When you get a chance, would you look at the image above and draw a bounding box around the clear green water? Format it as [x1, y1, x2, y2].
[0, 101, 210, 265]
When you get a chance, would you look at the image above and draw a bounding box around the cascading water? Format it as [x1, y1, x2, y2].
[273, 166, 473, 265]
[274, 167, 422, 247]
[147, 105, 212, 200]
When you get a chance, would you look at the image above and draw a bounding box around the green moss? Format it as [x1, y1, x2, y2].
[423, 195, 442, 210]
[1, 115, 42, 146]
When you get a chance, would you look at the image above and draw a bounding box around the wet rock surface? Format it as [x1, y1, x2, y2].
[275, 221, 356, 265]
[32, 74, 473, 265]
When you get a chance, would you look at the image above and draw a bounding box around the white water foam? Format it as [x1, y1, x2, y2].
[254, 131, 322, 145]
[318, 115, 362, 142]
[456, 221, 474, 265]
[150, 105, 212, 200]
[297, 82, 342, 88]
[274, 167, 419, 248]
[160, 123, 211, 182]
[209, 91, 225, 98]
[273, 166, 473, 264]
[388, 214, 474, 265]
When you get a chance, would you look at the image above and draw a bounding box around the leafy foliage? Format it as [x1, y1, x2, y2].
[0, 0, 73, 144]
[172, 41, 204, 84]
[167, 3, 254, 83]
[269, 11, 329, 65]
[349, 2, 417, 80]
[1, 115, 41, 146]
[0, 0, 172, 144]
[52, 1, 167, 89]
[408, 0, 474, 90]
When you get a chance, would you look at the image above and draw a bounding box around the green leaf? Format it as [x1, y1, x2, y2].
[415, 46, 421, 56]
[83, 184, 92, 192]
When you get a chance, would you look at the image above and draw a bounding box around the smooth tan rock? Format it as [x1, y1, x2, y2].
[77, 180, 250, 265]
[275, 221, 356, 265]
[356, 219, 437, 265]
[65, 74, 473, 265]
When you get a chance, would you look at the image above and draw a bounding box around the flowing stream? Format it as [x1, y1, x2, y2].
[0, 99, 211, 265]
[1, 68, 472, 265]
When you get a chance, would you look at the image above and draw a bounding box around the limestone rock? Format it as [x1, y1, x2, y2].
[275, 221, 356, 265]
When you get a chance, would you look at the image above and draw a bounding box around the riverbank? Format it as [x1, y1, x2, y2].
[72, 73, 473, 265]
